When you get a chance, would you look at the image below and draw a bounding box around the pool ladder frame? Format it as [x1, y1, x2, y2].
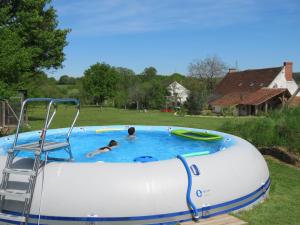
[0, 98, 80, 224]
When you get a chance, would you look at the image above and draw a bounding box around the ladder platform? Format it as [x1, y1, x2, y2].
[14, 141, 70, 152]
[0, 190, 30, 201]
[3, 168, 36, 176]
[0, 212, 26, 222]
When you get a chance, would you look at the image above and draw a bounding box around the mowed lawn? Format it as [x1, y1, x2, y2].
[26, 106, 248, 130]
[25, 106, 300, 225]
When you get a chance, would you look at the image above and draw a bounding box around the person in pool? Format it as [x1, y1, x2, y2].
[128, 127, 136, 139]
[86, 140, 118, 158]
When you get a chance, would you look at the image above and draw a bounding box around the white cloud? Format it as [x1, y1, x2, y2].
[52, 0, 297, 36]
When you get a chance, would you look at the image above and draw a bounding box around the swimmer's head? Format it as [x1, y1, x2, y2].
[128, 127, 135, 136]
[108, 140, 118, 147]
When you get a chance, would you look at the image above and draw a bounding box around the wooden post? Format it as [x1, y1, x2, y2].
[265, 102, 268, 113]
[2, 101, 6, 127]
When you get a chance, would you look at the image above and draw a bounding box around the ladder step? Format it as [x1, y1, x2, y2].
[3, 168, 36, 176]
[0, 212, 26, 222]
[14, 141, 70, 152]
[0, 190, 30, 201]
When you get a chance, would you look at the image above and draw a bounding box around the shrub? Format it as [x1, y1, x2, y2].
[221, 107, 300, 154]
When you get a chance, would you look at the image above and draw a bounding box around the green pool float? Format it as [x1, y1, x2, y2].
[171, 129, 223, 141]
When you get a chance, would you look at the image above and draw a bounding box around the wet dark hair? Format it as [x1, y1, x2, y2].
[128, 127, 135, 135]
[108, 140, 118, 147]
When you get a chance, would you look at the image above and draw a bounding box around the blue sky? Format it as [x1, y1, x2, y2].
[49, 0, 300, 78]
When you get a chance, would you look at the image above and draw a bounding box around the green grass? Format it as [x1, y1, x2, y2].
[26, 106, 249, 131]
[236, 158, 300, 225]
[22, 106, 300, 225]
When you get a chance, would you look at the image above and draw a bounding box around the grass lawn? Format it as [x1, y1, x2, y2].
[24, 106, 300, 225]
[26, 106, 249, 131]
[236, 157, 300, 225]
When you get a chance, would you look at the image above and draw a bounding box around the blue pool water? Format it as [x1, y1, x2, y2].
[0, 126, 235, 163]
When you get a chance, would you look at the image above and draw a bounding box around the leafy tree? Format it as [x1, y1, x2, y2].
[83, 62, 119, 105]
[20, 72, 63, 98]
[147, 79, 167, 109]
[0, 24, 31, 84]
[188, 55, 227, 92]
[185, 89, 208, 115]
[58, 75, 76, 85]
[114, 67, 135, 76]
[169, 73, 185, 81]
[0, 80, 15, 99]
[114, 67, 136, 108]
[142, 66, 157, 77]
[0, 0, 70, 84]
[184, 77, 209, 115]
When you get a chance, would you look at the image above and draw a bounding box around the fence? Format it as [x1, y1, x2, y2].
[0, 97, 24, 129]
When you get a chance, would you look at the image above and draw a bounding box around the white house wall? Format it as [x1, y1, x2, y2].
[268, 67, 300, 96]
[167, 82, 190, 103]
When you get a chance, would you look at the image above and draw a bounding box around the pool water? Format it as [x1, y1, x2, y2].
[0, 127, 234, 163]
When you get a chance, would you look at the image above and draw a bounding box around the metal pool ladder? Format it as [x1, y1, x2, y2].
[0, 98, 80, 224]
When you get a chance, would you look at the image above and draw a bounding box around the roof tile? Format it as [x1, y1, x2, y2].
[214, 67, 282, 95]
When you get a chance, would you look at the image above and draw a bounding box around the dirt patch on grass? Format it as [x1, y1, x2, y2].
[259, 147, 300, 168]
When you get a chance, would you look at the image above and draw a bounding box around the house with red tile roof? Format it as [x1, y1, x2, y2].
[210, 62, 300, 115]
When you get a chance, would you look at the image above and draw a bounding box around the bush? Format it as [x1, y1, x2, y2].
[221, 106, 238, 116]
[201, 109, 213, 116]
[185, 90, 208, 115]
[221, 107, 300, 154]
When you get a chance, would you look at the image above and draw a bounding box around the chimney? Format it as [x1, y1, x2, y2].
[228, 68, 237, 73]
[284, 62, 293, 81]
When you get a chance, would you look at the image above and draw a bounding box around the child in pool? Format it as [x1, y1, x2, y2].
[86, 140, 118, 158]
[127, 127, 136, 139]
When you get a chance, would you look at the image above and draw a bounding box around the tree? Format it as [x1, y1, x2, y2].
[83, 63, 118, 105]
[114, 67, 136, 108]
[19, 72, 63, 98]
[0, 0, 70, 84]
[188, 56, 227, 92]
[58, 75, 76, 85]
[185, 88, 209, 115]
[184, 77, 209, 115]
[146, 79, 167, 109]
[142, 66, 157, 77]
[0, 80, 15, 99]
[0, 22, 31, 84]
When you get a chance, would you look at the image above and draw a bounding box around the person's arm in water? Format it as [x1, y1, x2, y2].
[86, 146, 111, 158]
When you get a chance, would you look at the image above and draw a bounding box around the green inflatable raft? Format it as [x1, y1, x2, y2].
[171, 129, 223, 141]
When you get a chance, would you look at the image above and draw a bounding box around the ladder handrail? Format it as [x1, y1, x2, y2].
[50, 98, 80, 142]
[38, 98, 80, 152]
[12, 98, 54, 150]
[45, 98, 79, 129]
[13, 98, 80, 152]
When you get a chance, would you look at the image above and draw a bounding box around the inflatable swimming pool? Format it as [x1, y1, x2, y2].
[0, 125, 270, 225]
